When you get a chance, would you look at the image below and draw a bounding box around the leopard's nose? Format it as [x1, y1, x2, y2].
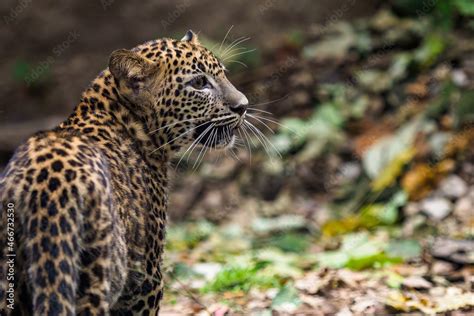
[230, 102, 248, 116]
[229, 95, 248, 116]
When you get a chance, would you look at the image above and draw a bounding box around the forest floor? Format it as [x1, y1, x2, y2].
[160, 5, 474, 316]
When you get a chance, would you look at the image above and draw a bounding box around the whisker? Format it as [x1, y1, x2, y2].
[238, 128, 252, 163]
[148, 117, 199, 135]
[220, 36, 247, 56]
[175, 122, 215, 169]
[226, 144, 241, 162]
[193, 127, 215, 170]
[151, 120, 208, 154]
[245, 120, 282, 158]
[221, 37, 251, 59]
[197, 129, 214, 168]
[243, 121, 274, 160]
[247, 108, 273, 115]
[245, 113, 275, 134]
[218, 25, 234, 54]
[247, 94, 290, 109]
[246, 113, 299, 136]
[224, 60, 248, 68]
[223, 48, 256, 61]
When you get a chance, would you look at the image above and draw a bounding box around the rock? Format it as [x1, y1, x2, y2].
[193, 263, 222, 281]
[452, 69, 469, 87]
[340, 162, 361, 182]
[439, 175, 468, 199]
[404, 202, 421, 216]
[454, 196, 473, 223]
[421, 197, 453, 220]
[431, 239, 474, 265]
[402, 214, 425, 236]
[402, 276, 432, 289]
[431, 261, 455, 276]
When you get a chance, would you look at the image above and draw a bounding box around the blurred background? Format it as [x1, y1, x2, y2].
[1, 0, 473, 314]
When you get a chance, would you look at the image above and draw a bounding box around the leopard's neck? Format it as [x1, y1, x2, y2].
[59, 70, 169, 167]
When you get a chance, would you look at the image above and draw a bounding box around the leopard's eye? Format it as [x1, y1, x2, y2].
[189, 75, 211, 90]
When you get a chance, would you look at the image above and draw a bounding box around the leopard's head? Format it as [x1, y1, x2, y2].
[108, 30, 248, 153]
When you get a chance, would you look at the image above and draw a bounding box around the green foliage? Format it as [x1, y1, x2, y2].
[172, 262, 200, 280]
[267, 233, 311, 253]
[454, 0, 474, 15]
[271, 285, 301, 310]
[454, 90, 474, 127]
[393, 0, 474, 29]
[317, 232, 410, 270]
[202, 264, 278, 293]
[166, 220, 214, 250]
[414, 33, 447, 68]
[386, 239, 422, 260]
[12, 59, 51, 87]
[272, 102, 346, 158]
[12, 60, 31, 82]
[251, 215, 307, 234]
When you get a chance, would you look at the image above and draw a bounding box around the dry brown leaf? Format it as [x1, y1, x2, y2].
[405, 82, 429, 98]
[444, 127, 474, 158]
[353, 121, 395, 158]
[401, 160, 455, 200]
[385, 287, 474, 314]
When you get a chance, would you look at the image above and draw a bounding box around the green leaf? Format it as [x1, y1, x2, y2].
[312, 104, 345, 128]
[271, 285, 301, 309]
[172, 263, 199, 280]
[454, 0, 474, 15]
[363, 119, 422, 179]
[203, 264, 276, 293]
[385, 271, 405, 289]
[356, 70, 394, 93]
[317, 251, 350, 269]
[414, 33, 446, 68]
[360, 191, 406, 227]
[386, 239, 422, 260]
[12, 60, 30, 82]
[265, 233, 311, 253]
[454, 90, 474, 127]
[252, 215, 306, 234]
[345, 253, 402, 270]
[383, 191, 407, 224]
[389, 53, 413, 82]
[317, 232, 403, 270]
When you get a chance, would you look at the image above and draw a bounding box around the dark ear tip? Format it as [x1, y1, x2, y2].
[181, 30, 199, 44]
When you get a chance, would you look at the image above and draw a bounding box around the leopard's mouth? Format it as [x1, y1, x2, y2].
[194, 121, 236, 148]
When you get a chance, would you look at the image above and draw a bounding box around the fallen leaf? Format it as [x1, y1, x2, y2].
[402, 276, 432, 289]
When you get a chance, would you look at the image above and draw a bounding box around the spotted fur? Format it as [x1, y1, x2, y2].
[0, 31, 248, 315]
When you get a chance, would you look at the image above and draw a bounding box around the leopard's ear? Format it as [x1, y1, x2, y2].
[181, 30, 200, 45]
[109, 49, 159, 93]
[109, 49, 153, 81]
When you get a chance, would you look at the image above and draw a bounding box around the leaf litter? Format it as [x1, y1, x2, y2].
[162, 4, 474, 315]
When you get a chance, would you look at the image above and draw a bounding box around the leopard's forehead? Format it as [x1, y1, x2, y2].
[132, 38, 225, 77]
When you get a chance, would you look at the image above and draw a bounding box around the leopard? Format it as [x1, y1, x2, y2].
[0, 30, 248, 315]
